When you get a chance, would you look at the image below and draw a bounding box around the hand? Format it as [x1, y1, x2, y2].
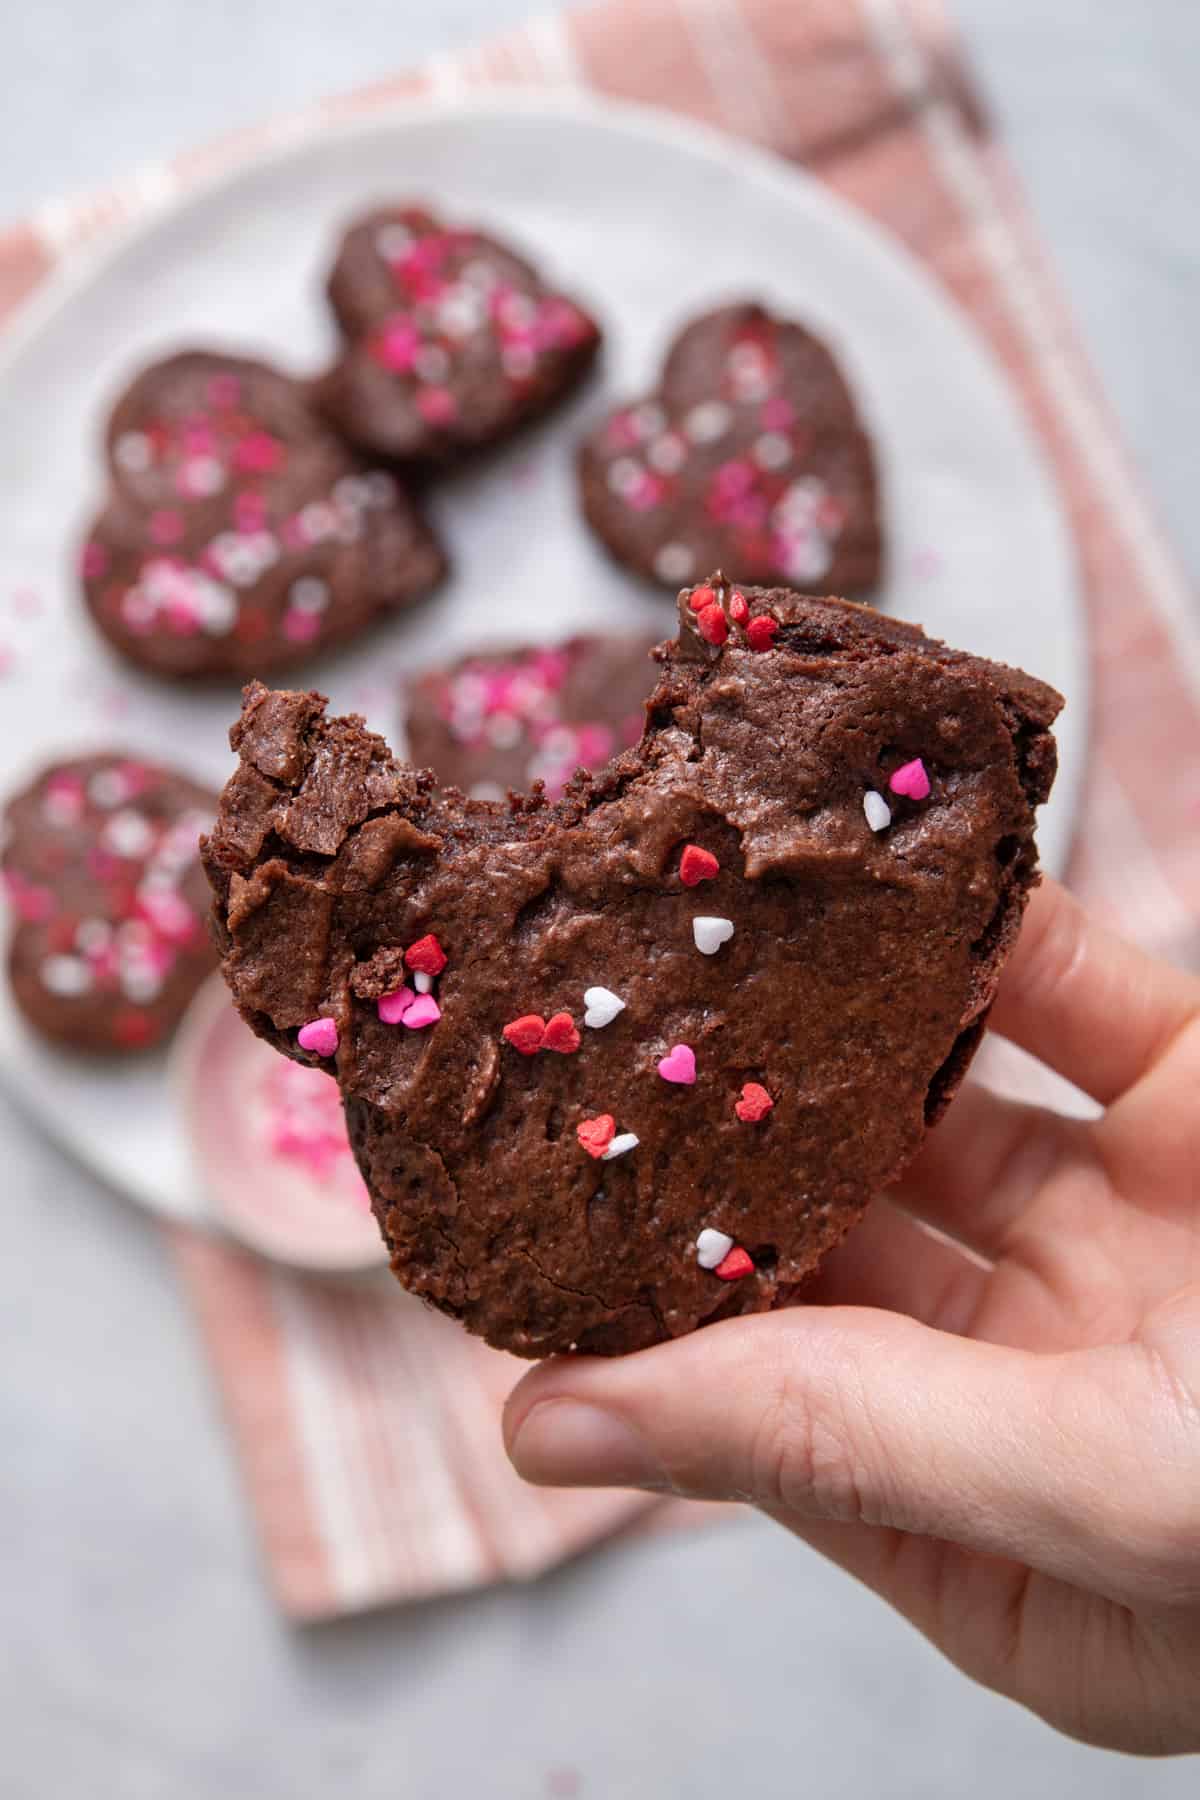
[504, 880, 1200, 1755]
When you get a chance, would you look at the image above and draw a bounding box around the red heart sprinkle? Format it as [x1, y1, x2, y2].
[696, 604, 729, 646]
[543, 1011, 581, 1054]
[729, 590, 749, 625]
[680, 844, 719, 887]
[714, 1246, 755, 1281]
[746, 616, 778, 652]
[687, 583, 717, 613]
[735, 1082, 774, 1122]
[113, 1009, 157, 1049]
[577, 1114, 616, 1158]
[405, 933, 447, 975]
[503, 1014, 546, 1055]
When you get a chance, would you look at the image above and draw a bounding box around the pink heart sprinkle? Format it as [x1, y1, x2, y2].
[403, 994, 441, 1030]
[657, 1044, 696, 1085]
[377, 986, 415, 1025]
[889, 758, 931, 801]
[298, 1017, 338, 1057]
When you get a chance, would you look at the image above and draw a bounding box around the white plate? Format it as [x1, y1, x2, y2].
[0, 91, 1085, 1227]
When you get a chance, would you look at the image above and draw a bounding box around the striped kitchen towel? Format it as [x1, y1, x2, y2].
[2, 0, 1195, 1616]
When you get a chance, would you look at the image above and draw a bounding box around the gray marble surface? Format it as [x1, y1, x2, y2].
[2, 4, 1198, 1795]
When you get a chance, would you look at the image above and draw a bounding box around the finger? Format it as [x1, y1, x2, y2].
[887, 1079, 1089, 1260]
[504, 1310, 1183, 1605]
[991, 879, 1200, 1105]
[803, 1196, 989, 1333]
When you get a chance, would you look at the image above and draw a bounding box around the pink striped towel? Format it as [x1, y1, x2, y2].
[2, 0, 1196, 1617]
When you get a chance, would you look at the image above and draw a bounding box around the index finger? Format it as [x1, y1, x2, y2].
[990, 879, 1200, 1105]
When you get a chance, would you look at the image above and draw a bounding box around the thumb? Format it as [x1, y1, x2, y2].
[503, 1308, 1166, 1600]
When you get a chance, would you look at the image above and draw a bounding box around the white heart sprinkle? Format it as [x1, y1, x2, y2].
[692, 916, 734, 956]
[584, 986, 626, 1029]
[602, 1133, 640, 1161]
[696, 1228, 733, 1270]
[863, 791, 892, 833]
[414, 970, 433, 994]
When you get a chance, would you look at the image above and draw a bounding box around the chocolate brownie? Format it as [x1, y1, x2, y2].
[203, 576, 1060, 1357]
[4, 753, 216, 1053]
[315, 206, 602, 462]
[403, 633, 659, 801]
[579, 303, 882, 596]
[81, 351, 446, 680]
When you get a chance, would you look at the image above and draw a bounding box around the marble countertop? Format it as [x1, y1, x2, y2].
[2, 3, 1197, 1794]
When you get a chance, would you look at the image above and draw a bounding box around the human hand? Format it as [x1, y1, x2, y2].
[504, 880, 1200, 1754]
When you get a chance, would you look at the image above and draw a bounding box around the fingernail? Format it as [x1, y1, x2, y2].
[508, 1399, 665, 1490]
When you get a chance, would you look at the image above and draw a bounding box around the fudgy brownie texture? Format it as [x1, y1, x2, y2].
[403, 633, 659, 802]
[315, 206, 602, 463]
[4, 754, 216, 1053]
[82, 351, 445, 680]
[579, 303, 882, 596]
[204, 577, 1060, 1357]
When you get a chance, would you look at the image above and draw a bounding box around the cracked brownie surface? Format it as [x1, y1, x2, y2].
[203, 578, 1060, 1357]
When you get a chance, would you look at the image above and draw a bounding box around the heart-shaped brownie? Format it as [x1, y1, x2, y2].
[82, 351, 446, 680]
[315, 206, 602, 463]
[4, 753, 215, 1053]
[403, 632, 659, 802]
[579, 303, 882, 595]
[204, 577, 1060, 1357]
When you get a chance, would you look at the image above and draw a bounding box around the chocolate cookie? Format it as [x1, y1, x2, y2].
[403, 633, 659, 801]
[82, 351, 446, 680]
[203, 577, 1060, 1358]
[4, 754, 216, 1053]
[315, 206, 602, 462]
[579, 303, 882, 595]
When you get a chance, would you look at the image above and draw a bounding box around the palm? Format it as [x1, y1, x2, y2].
[802, 897, 1200, 1752]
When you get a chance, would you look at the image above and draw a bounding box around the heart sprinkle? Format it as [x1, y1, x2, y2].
[735, 1082, 774, 1122]
[729, 589, 749, 625]
[542, 1012, 581, 1054]
[503, 1013, 546, 1055]
[297, 1017, 338, 1057]
[679, 844, 719, 887]
[889, 758, 931, 801]
[746, 615, 778, 652]
[413, 970, 434, 994]
[693, 916, 734, 956]
[584, 986, 626, 1028]
[402, 994, 441, 1029]
[695, 1227, 733, 1270]
[696, 604, 728, 646]
[863, 791, 892, 832]
[657, 1043, 697, 1084]
[602, 1132, 640, 1160]
[405, 933, 447, 975]
[687, 583, 717, 613]
[714, 1246, 755, 1281]
[377, 986, 415, 1025]
[577, 1114, 616, 1158]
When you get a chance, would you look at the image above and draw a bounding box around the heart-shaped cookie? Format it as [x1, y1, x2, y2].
[4, 753, 215, 1053]
[82, 351, 446, 680]
[403, 631, 658, 802]
[579, 303, 882, 595]
[203, 577, 1060, 1357]
[315, 206, 602, 463]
